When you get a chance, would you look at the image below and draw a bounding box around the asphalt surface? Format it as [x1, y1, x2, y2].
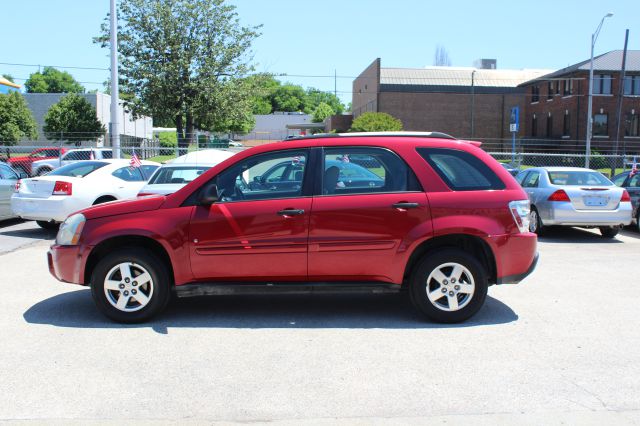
[1, 220, 640, 424]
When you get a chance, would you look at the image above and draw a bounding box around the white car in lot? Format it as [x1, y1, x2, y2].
[139, 149, 235, 196]
[12, 159, 159, 229]
[31, 148, 114, 176]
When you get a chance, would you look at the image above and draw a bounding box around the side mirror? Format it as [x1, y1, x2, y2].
[253, 176, 263, 183]
[18, 172, 28, 179]
[197, 183, 219, 206]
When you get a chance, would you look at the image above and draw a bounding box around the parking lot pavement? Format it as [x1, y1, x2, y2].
[0, 219, 56, 255]
[1, 226, 640, 424]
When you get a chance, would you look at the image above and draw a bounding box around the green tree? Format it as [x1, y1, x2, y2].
[305, 88, 344, 114]
[0, 92, 38, 144]
[247, 73, 279, 114]
[350, 112, 403, 132]
[312, 102, 334, 123]
[43, 94, 105, 145]
[24, 67, 85, 93]
[271, 84, 306, 112]
[95, 0, 261, 152]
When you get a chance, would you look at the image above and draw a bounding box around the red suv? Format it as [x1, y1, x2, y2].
[48, 133, 537, 323]
[7, 147, 66, 176]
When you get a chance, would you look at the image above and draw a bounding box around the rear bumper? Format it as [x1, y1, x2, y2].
[12, 196, 83, 223]
[496, 252, 538, 284]
[542, 202, 632, 226]
[48, 244, 91, 285]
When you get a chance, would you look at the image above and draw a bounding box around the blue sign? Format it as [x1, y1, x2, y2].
[509, 107, 519, 133]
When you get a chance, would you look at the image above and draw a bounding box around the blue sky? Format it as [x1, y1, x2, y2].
[2, 0, 639, 105]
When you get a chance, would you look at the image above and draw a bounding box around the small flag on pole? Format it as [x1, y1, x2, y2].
[130, 149, 141, 168]
[89, 150, 95, 160]
[631, 163, 638, 177]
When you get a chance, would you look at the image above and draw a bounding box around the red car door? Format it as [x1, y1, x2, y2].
[308, 148, 432, 284]
[188, 149, 312, 282]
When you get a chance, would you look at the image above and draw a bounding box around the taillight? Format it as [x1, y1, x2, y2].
[509, 200, 530, 233]
[621, 190, 631, 202]
[14, 179, 21, 192]
[548, 190, 570, 202]
[52, 181, 72, 196]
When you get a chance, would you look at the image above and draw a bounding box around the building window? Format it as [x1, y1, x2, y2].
[531, 114, 538, 137]
[626, 113, 639, 137]
[547, 82, 554, 100]
[563, 112, 570, 137]
[624, 76, 640, 95]
[563, 79, 573, 96]
[593, 74, 612, 95]
[531, 85, 539, 103]
[546, 114, 553, 137]
[593, 113, 608, 136]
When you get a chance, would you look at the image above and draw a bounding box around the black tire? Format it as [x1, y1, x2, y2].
[636, 212, 640, 234]
[90, 248, 171, 323]
[409, 249, 488, 323]
[599, 226, 619, 238]
[529, 207, 544, 235]
[36, 220, 59, 231]
[92, 196, 116, 205]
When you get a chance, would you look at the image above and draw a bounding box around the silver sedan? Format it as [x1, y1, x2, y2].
[515, 167, 632, 238]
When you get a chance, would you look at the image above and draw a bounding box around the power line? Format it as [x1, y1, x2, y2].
[0, 61, 109, 71]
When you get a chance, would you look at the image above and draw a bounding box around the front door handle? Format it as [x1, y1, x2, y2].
[392, 202, 419, 209]
[277, 209, 305, 216]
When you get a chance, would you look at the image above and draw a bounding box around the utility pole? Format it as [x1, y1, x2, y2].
[613, 29, 629, 176]
[110, 0, 121, 158]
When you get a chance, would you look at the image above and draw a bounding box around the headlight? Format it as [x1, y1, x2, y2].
[56, 214, 86, 245]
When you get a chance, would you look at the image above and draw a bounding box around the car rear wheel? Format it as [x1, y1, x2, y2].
[409, 249, 488, 323]
[36, 220, 59, 231]
[599, 226, 619, 239]
[529, 207, 544, 235]
[90, 248, 171, 323]
[636, 212, 640, 234]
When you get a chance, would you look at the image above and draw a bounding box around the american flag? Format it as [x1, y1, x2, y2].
[631, 163, 638, 176]
[89, 150, 95, 160]
[130, 149, 142, 168]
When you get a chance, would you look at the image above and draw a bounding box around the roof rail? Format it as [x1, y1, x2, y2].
[286, 131, 457, 141]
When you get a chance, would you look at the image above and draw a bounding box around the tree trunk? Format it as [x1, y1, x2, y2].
[176, 114, 187, 156]
[186, 112, 195, 149]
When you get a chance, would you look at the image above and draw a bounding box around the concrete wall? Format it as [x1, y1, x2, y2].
[22, 92, 152, 145]
[236, 113, 313, 141]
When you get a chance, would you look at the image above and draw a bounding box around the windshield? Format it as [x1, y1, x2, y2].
[47, 161, 108, 177]
[548, 170, 612, 186]
[148, 166, 210, 184]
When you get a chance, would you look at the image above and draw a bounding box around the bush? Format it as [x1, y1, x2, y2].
[350, 112, 402, 132]
[157, 132, 177, 155]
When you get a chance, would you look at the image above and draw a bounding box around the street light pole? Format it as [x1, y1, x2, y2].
[585, 12, 613, 168]
[471, 70, 476, 138]
[110, 0, 121, 159]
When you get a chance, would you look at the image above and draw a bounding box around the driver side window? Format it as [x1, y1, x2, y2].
[214, 151, 308, 202]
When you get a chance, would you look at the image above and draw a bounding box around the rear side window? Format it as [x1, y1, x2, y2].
[417, 148, 505, 191]
[48, 161, 108, 177]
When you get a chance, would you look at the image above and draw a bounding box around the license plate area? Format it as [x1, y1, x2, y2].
[583, 196, 608, 206]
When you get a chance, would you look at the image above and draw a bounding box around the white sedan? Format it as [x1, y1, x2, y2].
[12, 159, 159, 229]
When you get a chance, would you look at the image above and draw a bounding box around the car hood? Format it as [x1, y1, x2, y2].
[79, 195, 166, 220]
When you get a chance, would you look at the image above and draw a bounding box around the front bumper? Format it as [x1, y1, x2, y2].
[48, 244, 91, 285]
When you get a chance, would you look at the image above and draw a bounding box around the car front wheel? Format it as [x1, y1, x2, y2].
[410, 249, 488, 323]
[90, 248, 171, 323]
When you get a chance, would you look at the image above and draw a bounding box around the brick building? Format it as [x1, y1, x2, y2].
[352, 58, 550, 149]
[519, 50, 640, 154]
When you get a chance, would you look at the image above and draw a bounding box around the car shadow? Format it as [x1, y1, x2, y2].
[23, 289, 517, 333]
[620, 227, 640, 239]
[0, 227, 57, 240]
[538, 226, 624, 243]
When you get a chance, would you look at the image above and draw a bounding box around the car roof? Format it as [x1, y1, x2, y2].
[168, 149, 235, 165]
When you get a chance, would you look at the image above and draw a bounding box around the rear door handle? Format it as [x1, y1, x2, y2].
[277, 209, 305, 216]
[392, 202, 419, 209]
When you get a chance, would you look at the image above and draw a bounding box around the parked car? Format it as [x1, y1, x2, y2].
[500, 162, 519, 177]
[13, 159, 159, 229]
[612, 170, 640, 232]
[48, 132, 538, 324]
[516, 167, 632, 238]
[0, 163, 27, 221]
[139, 149, 235, 196]
[31, 148, 114, 176]
[6, 147, 67, 176]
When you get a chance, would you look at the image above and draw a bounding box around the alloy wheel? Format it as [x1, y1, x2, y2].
[425, 262, 475, 312]
[103, 262, 154, 312]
